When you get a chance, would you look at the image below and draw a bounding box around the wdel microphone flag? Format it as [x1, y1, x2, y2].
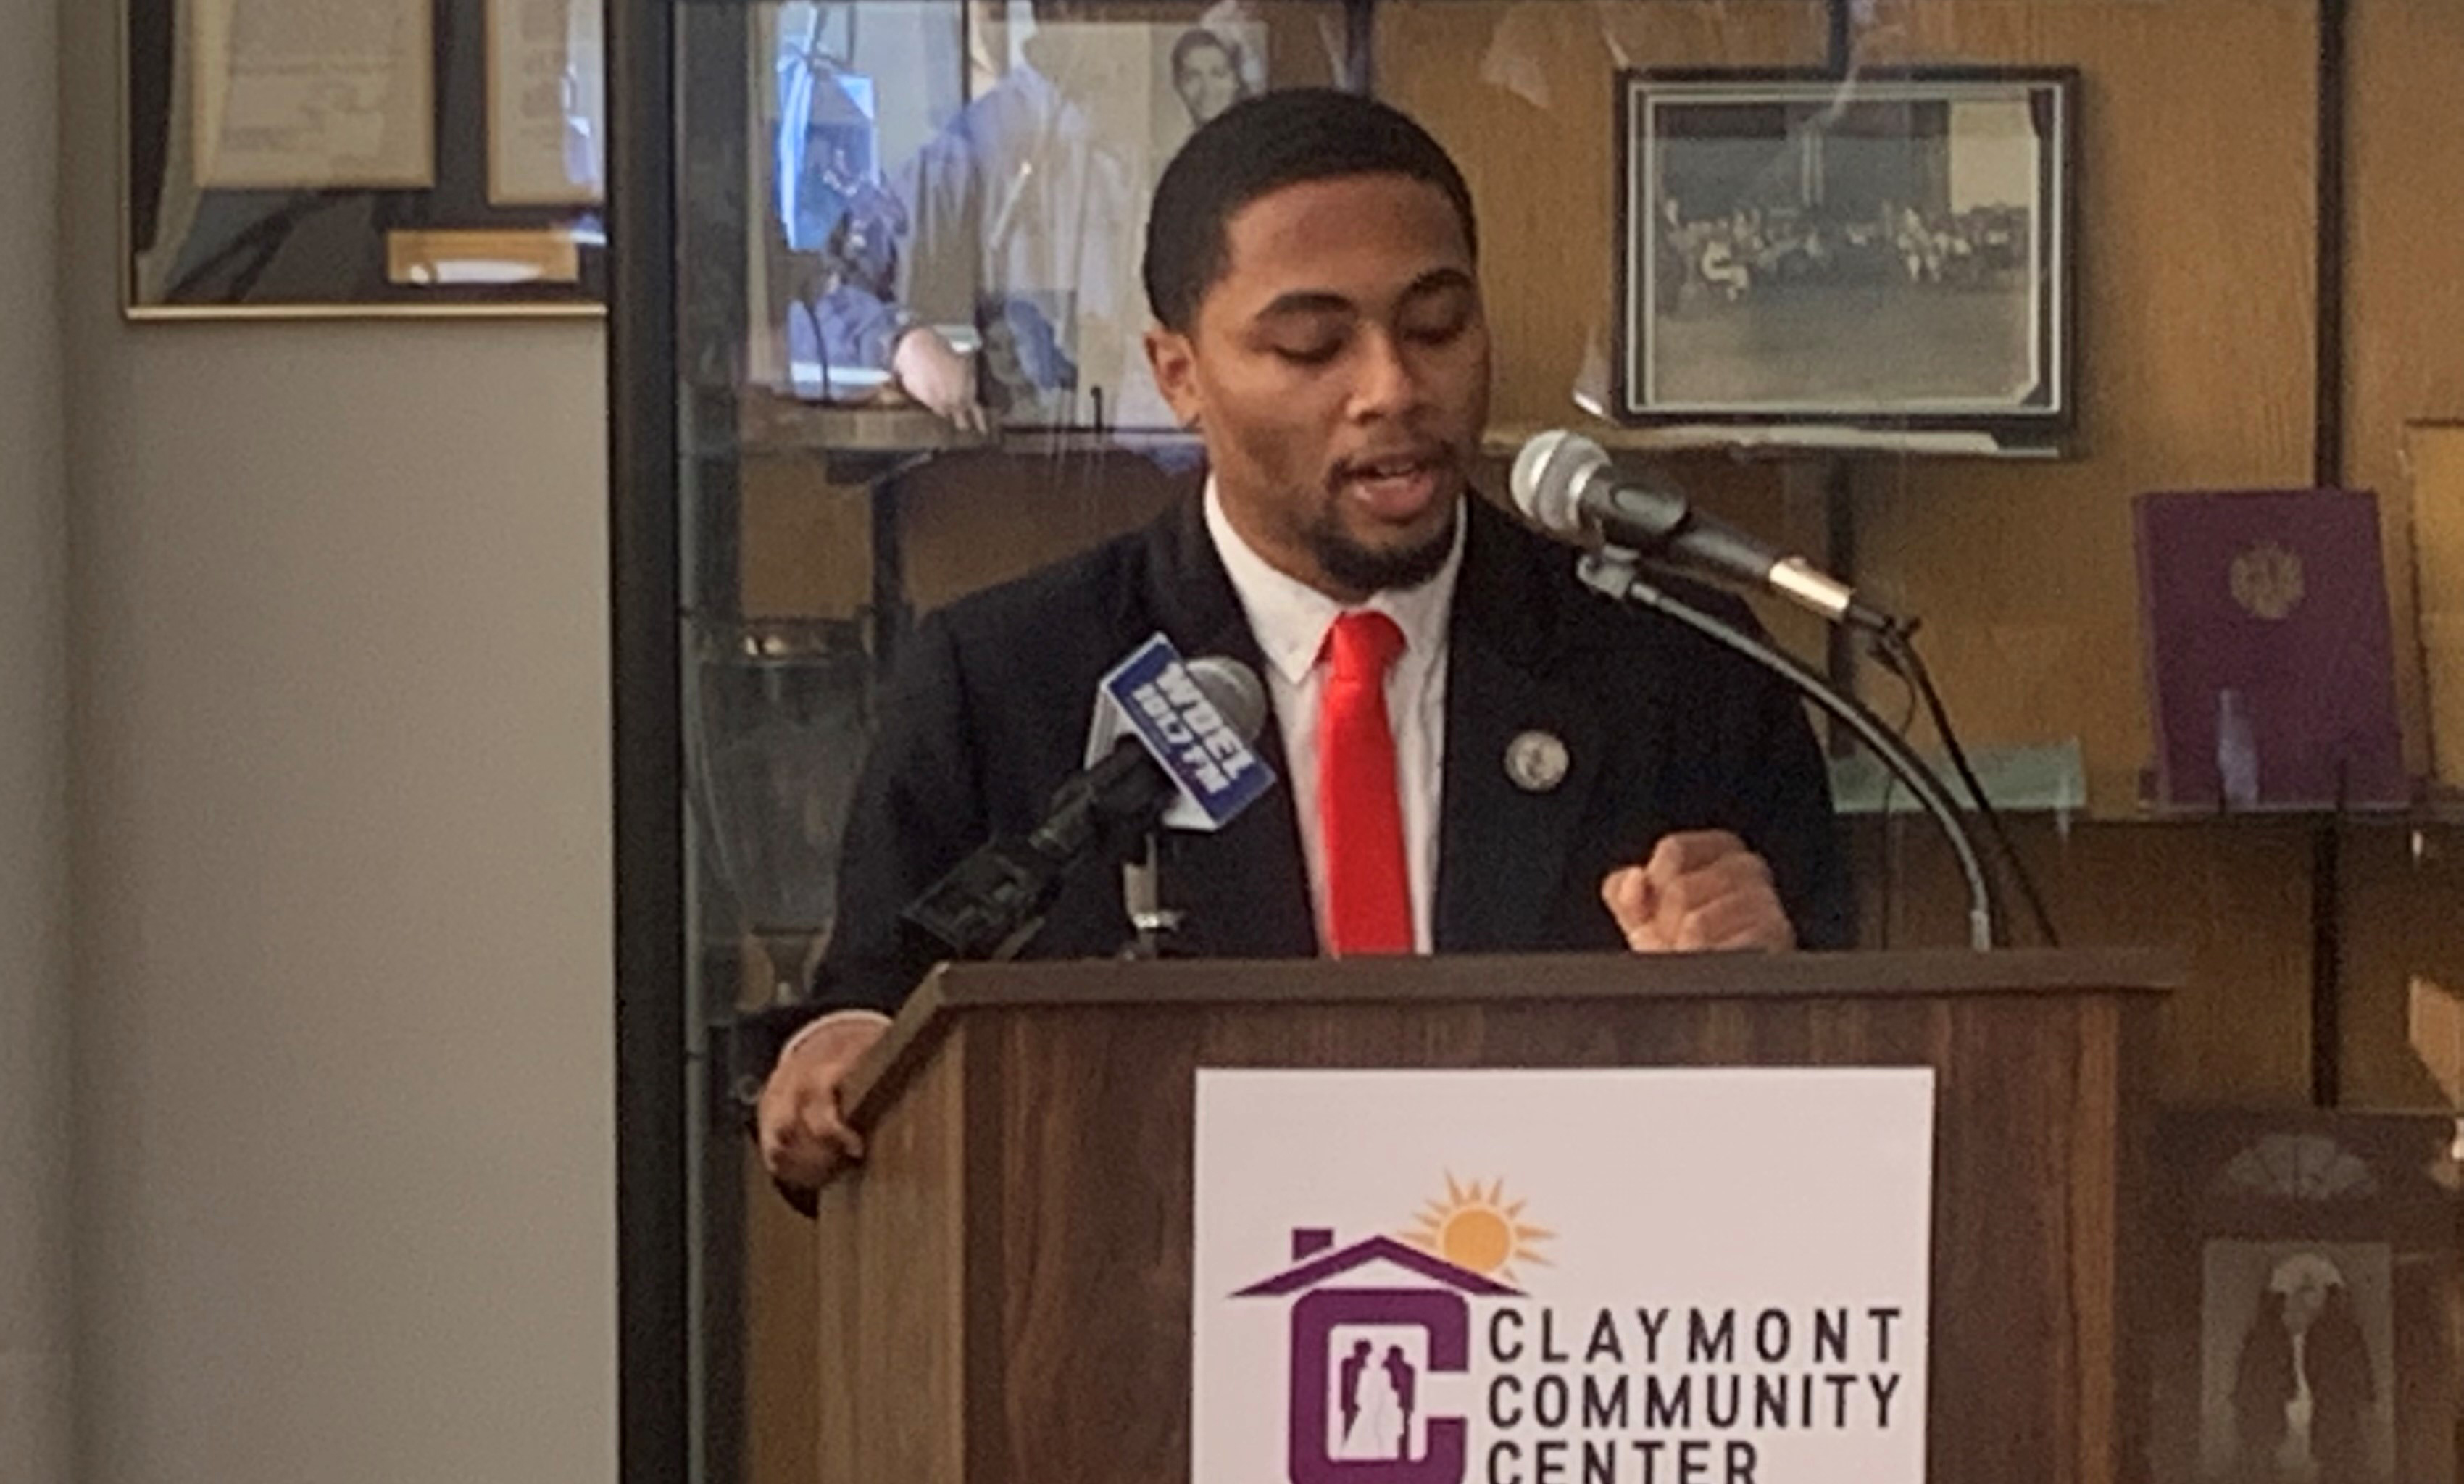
[1090, 634, 1276, 830]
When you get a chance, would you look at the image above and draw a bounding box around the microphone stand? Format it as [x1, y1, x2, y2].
[1576, 547, 1998, 952]
[1117, 833, 1186, 960]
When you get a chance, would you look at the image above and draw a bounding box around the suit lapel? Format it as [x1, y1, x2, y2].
[1434, 500, 1630, 951]
[1139, 496, 1318, 958]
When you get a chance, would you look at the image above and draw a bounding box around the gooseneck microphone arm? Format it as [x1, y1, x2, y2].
[1575, 546, 1998, 952]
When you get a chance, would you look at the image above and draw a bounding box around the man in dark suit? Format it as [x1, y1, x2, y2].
[757, 90, 1849, 1192]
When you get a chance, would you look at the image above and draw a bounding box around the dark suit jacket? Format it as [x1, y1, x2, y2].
[789, 489, 1850, 1027]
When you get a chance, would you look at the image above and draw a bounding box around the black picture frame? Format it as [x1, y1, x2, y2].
[1614, 66, 2078, 443]
[2150, 1109, 2463, 1484]
[122, 0, 607, 319]
[939, 1, 1284, 432]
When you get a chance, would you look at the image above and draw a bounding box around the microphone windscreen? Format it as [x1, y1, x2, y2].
[1509, 428, 1611, 537]
[1183, 654, 1268, 742]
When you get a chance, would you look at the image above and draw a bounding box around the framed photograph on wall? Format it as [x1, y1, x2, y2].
[946, 6, 1272, 429]
[1615, 67, 2077, 441]
[123, 0, 607, 318]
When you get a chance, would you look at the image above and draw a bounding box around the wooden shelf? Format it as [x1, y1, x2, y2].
[731, 394, 2065, 472]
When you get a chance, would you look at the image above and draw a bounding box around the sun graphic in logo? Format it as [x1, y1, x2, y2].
[1402, 1174, 1554, 1282]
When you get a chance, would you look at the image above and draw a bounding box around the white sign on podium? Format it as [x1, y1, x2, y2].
[1192, 1067, 1936, 1484]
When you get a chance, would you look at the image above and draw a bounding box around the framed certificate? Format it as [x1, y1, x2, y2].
[484, 0, 604, 208]
[189, 0, 437, 192]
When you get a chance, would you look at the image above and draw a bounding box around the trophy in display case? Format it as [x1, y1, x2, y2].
[685, 616, 873, 1016]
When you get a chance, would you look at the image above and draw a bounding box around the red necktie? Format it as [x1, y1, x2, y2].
[1318, 611, 1412, 955]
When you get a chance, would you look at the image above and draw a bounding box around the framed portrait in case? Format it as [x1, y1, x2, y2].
[1616, 67, 2076, 443]
[2150, 1109, 2462, 1484]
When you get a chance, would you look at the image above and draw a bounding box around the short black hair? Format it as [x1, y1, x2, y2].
[1170, 27, 1238, 79]
[1141, 88, 1478, 333]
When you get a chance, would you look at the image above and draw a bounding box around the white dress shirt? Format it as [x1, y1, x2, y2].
[1203, 483, 1463, 954]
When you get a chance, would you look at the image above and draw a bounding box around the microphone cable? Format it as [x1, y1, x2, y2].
[1868, 625, 2063, 949]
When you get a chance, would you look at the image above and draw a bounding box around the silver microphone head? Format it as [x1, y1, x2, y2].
[1509, 428, 1613, 538]
[1183, 654, 1269, 743]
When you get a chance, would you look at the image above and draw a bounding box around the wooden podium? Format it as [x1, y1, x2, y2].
[805, 949, 2177, 1484]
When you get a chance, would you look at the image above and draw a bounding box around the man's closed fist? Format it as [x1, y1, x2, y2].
[1601, 830, 1794, 954]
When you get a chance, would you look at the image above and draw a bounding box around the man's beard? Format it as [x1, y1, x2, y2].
[1304, 501, 1460, 595]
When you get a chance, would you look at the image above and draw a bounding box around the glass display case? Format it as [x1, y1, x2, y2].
[606, 3, 2464, 1481]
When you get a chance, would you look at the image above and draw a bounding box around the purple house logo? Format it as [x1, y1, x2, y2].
[1234, 1227, 1520, 1484]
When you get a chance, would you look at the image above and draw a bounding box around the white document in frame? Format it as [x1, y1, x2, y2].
[486, 0, 606, 206]
[192, 0, 436, 191]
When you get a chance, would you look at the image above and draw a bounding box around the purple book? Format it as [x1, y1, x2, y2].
[2134, 488, 2410, 810]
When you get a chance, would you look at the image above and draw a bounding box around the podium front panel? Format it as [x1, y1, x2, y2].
[813, 959, 2163, 1484]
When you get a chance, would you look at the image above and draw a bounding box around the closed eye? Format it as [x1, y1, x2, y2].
[1400, 281, 1477, 346]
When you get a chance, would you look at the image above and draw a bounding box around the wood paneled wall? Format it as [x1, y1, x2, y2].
[1853, 817, 2317, 1104]
[1377, 1, 1831, 431]
[733, 3, 2464, 1124]
[1389, 0, 2323, 805]
[2337, 820, 2464, 1108]
[1849, 0, 2319, 803]
[1371, 0, 2461, 1111]
[735, 14, 2464, 1484]
[2349, 4, 2464, 778]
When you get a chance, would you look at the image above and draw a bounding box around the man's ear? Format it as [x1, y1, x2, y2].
[1144, 325, 1204, 429]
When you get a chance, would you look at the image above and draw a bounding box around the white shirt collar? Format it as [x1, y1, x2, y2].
[1202, 478, 1465, 686]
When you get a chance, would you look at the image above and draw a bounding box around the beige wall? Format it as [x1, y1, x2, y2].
[0, 0, 71, 1475]
[55, 0, 620, 1477]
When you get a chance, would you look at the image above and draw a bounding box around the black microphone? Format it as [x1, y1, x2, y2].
[1510, 429, 1899, 633]
[901, 654, 1270, 959]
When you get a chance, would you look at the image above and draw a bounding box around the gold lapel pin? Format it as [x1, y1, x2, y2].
[1505, 730, 1570, 793]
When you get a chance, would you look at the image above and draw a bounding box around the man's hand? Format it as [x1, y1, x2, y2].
[890, 327, 988, 433]
[1601, 830, 1796, 954]
[756, 1014, 890, 1191]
